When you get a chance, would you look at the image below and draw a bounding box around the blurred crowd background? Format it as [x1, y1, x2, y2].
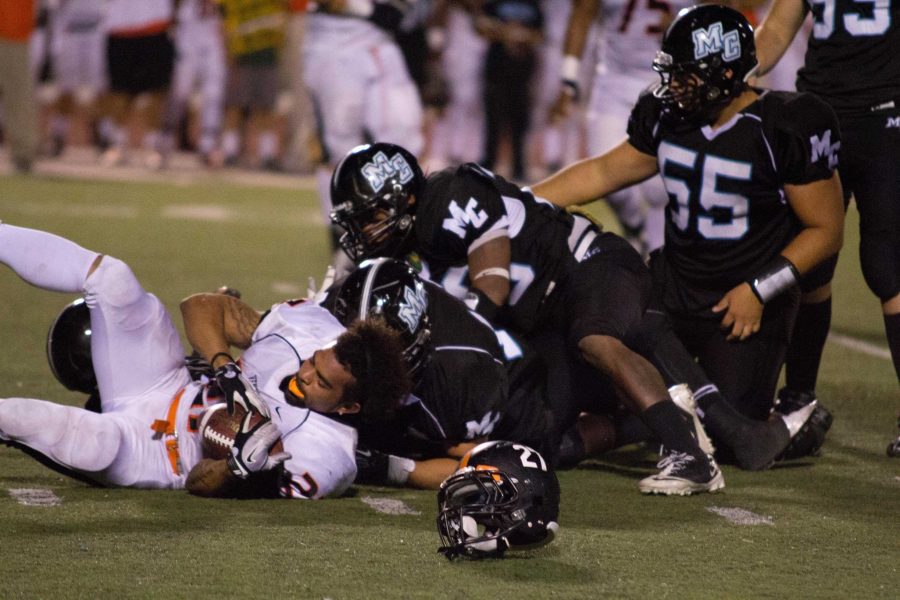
[0, 0, 807, 181]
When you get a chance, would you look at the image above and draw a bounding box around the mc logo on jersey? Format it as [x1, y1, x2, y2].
[692, 22, 741, 61]
[810, 130, 840, 169]
[442, 197, 489, 239]
[361, 151, 415, 194]
[397, 284, 427, 334]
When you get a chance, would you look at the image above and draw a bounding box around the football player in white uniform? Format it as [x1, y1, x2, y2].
[428, 1, 488, 168]
[552, 0, 693, 256]
[157, 0, 226, 168]
[0, 223, 409, 499]
[41, 0, 108, 157]
[303, 0, 425, 259]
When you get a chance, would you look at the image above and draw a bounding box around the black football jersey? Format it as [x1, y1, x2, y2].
[627, 89, 840, 307]
[414, 164, 585, 333]
[797, 0, 900, 114]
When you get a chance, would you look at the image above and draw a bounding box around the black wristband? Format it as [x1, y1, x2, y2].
[464, 288, 503, 323]
[748, 256, 800, 303]
[211, 352, 235, 367]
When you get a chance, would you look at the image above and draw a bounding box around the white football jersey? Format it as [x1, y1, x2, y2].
[305, 12, 393, 49]
[596, 0, 693, 73]
[105, 0, 172, 31]
[238, 300, 355, 498]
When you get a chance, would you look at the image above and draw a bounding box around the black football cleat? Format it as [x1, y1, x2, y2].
[774, 388, 833, 460]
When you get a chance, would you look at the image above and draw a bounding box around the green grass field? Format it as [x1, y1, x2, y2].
[0, 172, 897, 599]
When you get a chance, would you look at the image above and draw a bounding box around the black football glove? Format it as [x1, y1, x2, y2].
[226, 412, 291, 479]
[355, 447, 392, 485]
[354, 446, 416, 486]
[214, 362, 269, 417]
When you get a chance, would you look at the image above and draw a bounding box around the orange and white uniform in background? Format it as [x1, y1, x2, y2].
[302, 2, 424, 228]
[0, 0, 39, 169]
[585, 0, 693, 255]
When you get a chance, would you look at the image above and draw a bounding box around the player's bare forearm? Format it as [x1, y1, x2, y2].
[469, 237, 512, 306]
[533, 140, 658, 208]
[754, 0, 808, 75]
[408, 458, 464, 490]
[185, 459, 241, 497]
[563, 0, 599, 57]
[186, 459, 282, 498]
[180, 293, 262, 366]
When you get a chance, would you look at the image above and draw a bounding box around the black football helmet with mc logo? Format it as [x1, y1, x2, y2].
[652, 4, 758, 127]
[332, 258, 433, 384]
[330, 143, 425, 263]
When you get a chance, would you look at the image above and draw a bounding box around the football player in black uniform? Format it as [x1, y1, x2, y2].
[330, 136, 822, 488]
[323, 258, 558, 490]
[534, 5, 844, 423]
[755, 0, 900, 431]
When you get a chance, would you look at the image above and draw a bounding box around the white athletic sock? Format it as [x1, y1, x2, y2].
[222, 129, 240, 159]
[0, 224, 99, 292]
[257, 130, 279, 161]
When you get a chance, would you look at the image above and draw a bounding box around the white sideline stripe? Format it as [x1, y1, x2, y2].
[8, 488, 62, 507]
[162, 204, 234, 222]
[828, 332, 892, 361]
[360, 496, 421, 516]
[707, 506, 773, 526]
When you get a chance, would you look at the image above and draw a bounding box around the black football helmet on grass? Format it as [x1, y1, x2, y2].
[437, 441, 560, 559]
[46, 298, 97, 394]
[329, 143, 424, 263]
[652, 4, 757, 127]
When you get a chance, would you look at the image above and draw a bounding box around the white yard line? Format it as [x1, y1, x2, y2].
[8, 488, 62, 507]
[707, 506, 773, 525]
[2, 147, 317, 191]
[827, 332, 892, 361]
[360, 496, 421, 516]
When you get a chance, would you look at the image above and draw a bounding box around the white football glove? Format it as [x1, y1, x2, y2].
[226, 413, 291, 479]
[306, 264, 337, 305]
[214, 362, 270, 418]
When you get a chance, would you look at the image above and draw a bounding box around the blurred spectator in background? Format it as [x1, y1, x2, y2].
[156, 0, 226, 169]
[427, 0, 487, 169]
[530, 0, 595, 178]
[551, 0, 692, 258]
[100, 0, 174, 167]
[476, 0, 543, 182]
[303, 0, 424, 263]
[219, 0, 287, 170]
[0, 0, 39, 173]
[37, 0, 107, 159]
[281, 0, 317, 174]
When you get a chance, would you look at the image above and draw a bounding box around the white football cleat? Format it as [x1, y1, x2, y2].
[639, 450, 725, 496]
[669, 383, 715, 455]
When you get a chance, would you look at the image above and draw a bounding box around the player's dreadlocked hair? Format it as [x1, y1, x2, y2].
[334, 317, 412, 421]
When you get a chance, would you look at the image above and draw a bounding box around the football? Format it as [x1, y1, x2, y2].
[199, 403, 283, 460]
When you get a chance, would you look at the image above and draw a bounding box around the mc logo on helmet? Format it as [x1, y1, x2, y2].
[361, 151, 415, 194]
[692, 22, 741, 62]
